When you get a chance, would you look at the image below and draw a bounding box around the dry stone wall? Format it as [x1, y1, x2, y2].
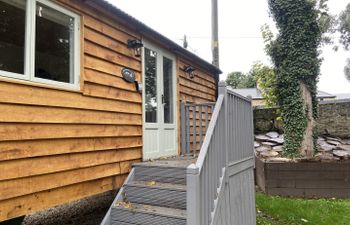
[254, 99, 350, 138]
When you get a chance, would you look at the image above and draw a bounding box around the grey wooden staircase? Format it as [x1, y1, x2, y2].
[102, 82, 256, 225]
[101, 157, 195, 225]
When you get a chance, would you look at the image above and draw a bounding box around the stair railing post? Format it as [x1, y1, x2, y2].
[218, 81, 229, 167]
[181, 101, 186, 155]
[187, 165, 201, 225]
[186, 105, 191, 156]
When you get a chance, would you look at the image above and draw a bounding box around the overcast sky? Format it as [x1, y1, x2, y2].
[107, 0, 350, 94]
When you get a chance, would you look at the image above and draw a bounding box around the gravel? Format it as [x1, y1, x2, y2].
[23, 190, 117, 225]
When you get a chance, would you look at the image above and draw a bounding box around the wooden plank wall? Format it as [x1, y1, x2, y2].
[178, 59, 217, 103]
[0, 0, 143, 221]
[177, 59, 217, 152]
[0, 0, 218, 221]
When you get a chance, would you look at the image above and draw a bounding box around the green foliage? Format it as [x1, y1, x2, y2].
[261, 24, 275, 54]
[267, 0, 322, 156]
[316, 0, 337, 45]
[242, 73, 257, 88]
[225, 71, 256, 88]
[226, 62, 279, 107]
[226, 72, 244, 88]
[256, 192, 350, 225]
[252, 62, 278, 107]
[339, 3, 350, 50]
[345, 58, 350, 81]
[339, 3, 350, 81]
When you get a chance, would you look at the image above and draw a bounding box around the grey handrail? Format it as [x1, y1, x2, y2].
[192, 94, 224, 172]
[186, 81, 254, 225]
[186, 92, 225, 225]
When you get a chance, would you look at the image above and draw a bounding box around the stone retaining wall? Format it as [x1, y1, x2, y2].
[254, 99, 350, 138]
[255, 157, 350, 198]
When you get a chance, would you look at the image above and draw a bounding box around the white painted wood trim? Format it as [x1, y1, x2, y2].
[0, 0, 81, 90]
[142, 39, 178, 160]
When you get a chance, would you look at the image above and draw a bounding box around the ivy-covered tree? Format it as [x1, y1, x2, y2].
[267, 0, 323, 158]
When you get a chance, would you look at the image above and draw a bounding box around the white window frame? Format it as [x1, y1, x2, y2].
[0, 0, 80, 90]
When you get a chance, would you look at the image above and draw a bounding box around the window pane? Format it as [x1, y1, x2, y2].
[35, 2, 75, 83]
[0, 0, 26, 74]
[163, 57, 174, 124]
[145, 48, 157, 123]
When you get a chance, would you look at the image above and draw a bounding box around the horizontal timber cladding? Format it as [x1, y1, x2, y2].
[0, 0, 144, 221]
[0, 0, 219, 221]
[0, 124, 141, 141]
[0, 104, 141, 125]
[0, 137, 142, 161]
[0, 175, 128, 222]
[0, 163, 122, 201]
[0, 81, 141, 114]
[178, 59, 217, 103]
[0, 148, 142, 181]
[178, 58, 217, 154]
[84, 40, 140, 70]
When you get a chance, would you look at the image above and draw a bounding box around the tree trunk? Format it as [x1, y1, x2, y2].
[300, 82, 315, 158]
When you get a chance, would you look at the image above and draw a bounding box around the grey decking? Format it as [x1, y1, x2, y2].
[102, 157, 193, 225]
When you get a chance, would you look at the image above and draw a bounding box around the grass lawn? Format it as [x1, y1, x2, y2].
[256, 192, 350, 225]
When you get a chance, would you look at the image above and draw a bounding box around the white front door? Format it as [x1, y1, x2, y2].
[142, 42, 177, 160]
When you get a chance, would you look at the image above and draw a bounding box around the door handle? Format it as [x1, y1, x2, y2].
[161, 94, 165, 104]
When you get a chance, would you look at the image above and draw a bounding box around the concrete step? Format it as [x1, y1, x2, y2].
[123, 181, 187, 210]
[111, 203, 186, 225]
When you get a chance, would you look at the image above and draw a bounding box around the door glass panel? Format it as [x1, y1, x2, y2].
[163, 57, 174, 124]
[35, 2, 75, 83]
[145, 48, 157, 123]
[0, 0, 26, 74]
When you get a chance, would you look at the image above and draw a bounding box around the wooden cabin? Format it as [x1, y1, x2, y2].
[0, 0, 221, 222]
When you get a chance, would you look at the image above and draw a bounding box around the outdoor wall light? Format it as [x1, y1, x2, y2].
[135, 81, 142, 93]
[184, 65, 196, 78]
[127, 39, 144, 57]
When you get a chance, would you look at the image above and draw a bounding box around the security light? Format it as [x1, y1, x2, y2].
[184, 65, 196, 78]
[127, 39, 144, 57]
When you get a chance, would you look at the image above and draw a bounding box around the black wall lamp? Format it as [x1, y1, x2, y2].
[183, 65, 196, 78]
[127, 39, 143, 57]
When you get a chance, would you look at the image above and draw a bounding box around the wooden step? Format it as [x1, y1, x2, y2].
[103, 157, 195, 225]
[133, 156, 195, 168]
[111, 203, 186, 225]
[133, 165, 187, 185]
[123, 181, 187, 209]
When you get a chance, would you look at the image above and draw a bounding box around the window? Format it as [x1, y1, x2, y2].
[145, 48, 158, 123]
[0, 0, 26, 75]
[0, 0, 80, 89]
[163, 56, 174, 123]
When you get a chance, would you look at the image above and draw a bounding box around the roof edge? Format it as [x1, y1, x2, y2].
[90, 0, 222, 75]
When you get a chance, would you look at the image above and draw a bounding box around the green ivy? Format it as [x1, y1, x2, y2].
[267, 0, 322, 157]
[252, 62, 279, 107]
